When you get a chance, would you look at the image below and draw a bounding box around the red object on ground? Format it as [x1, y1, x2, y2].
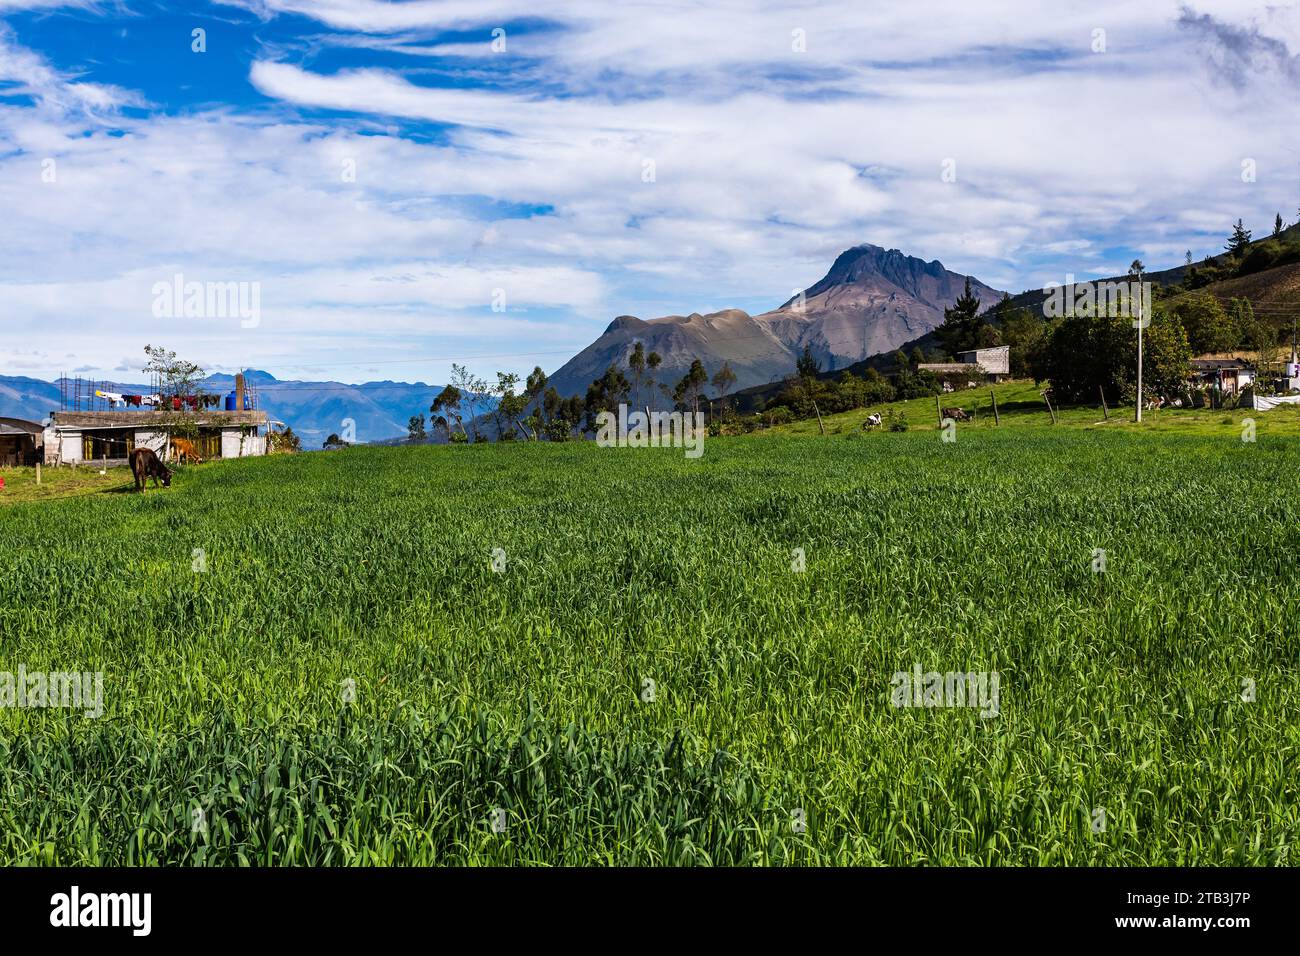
[0, 477, 5, 489]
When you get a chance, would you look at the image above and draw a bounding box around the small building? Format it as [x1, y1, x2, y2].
[0, 417, 43, 467]
[957, 345, 1010, 380]
[43, 410, 268, 465]
[1188, 357, 1254, 395]
[918, 345, 1011, 383]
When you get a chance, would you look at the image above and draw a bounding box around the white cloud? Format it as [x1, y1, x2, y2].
[5, 1, 1300, 384]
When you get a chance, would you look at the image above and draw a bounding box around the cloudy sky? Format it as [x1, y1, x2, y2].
[1, 0, 1298, 385]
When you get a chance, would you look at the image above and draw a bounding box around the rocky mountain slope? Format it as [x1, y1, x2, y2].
[544, 244, 1004, 397]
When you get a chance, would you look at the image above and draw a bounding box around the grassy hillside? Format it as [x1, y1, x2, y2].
[1, 433, 1297, 864]
[0, 463, 131, 506]
[761, 379, 1300, 438]
[1165, 261, 1300, 313]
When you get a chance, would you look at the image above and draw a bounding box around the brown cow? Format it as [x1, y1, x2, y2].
[171, 437, 204, 464]
[941, 407, 971, 422]
[129, 447, 172, 493]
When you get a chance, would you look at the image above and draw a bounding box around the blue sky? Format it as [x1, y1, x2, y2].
[1, 0, 1298, 384]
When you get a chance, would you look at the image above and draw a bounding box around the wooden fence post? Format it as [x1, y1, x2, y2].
[35, 461, 41, 485]
[1099, 386, 1109, 420]
[935, 395, 943, 426]
[990, 389, 1000, 425]
[812, 400, 826, 436]
[1042, 390, 1058, 425]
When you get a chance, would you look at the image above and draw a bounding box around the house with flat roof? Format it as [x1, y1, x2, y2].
[41, 370, 271, 465]
[918, 345, 1011, 383]
[0, 417, 43, 467]
[43, 409, 268, 465]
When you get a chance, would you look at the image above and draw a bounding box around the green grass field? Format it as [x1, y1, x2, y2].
[763, 379, 1300, 438]
[0, 463, 128, 506]
[1, 425, 1297, 865]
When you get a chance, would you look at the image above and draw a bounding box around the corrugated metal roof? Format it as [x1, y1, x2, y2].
[0, 417, 43, 434]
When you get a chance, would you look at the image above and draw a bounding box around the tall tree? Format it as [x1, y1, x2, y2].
[407, 414, 426, 442]
[795, 345, 821, 380]
[431, 384, 463, 440]
[1169, 297, 1235, 355]
[627, 343, 647, 409]
[1274, 212, 1284, 237]
[1230, 297, 1271, 351]
[934, 277, 985, 356]
[141, 344, 207, 448]
[997, 302, 1046, 379]
[646, 351, 663, 411]
[448, 364, 488, 441]
[539, 385, 582, 441]
[1226, 219, 1252, 257]
[1041, 311, 1189, 403]
[673, 359, 709, 415]
[525, 366, 547, 403]
[559, 394, 585, 439]
[711, 361, 737, 408]
[492, 372, 527, 440]
[142, 344, 205, 396]
[523, 366, 548, 439]
[584, 364, 631, 431]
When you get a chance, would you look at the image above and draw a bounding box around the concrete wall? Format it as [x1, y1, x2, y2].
[59, 430, 82, 463]
[220, 428, 242, 459]
[43, 427, 59, 464]
[220, 428, 265, 458]
[44, 425, 267, 463]
[134, 430, 168, 453]
[966, 347, 1010, 375]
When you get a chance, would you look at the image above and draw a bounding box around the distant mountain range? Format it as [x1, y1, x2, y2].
[0, 244, 1006, 440]
[12, 233, 1290, 443]
[0, 370, 456, 446]
[543, 244, 1005, 397]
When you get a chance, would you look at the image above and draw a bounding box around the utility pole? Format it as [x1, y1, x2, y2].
[1131, 260, 1146, 423]
[1135, 301, 1143, 423]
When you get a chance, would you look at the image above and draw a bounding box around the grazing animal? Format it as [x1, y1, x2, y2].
[941, 407, 971, 422]
[129, 447, 172, 493]
[171, 437, 203, 464]
[862, 413, 883, 430]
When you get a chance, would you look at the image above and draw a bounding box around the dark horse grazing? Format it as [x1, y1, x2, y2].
[130, 447, 172, 493]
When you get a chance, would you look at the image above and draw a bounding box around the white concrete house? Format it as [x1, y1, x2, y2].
[43, 410, 268, 465]
[956, 345, 1011, 380]
[919, 345, 1012, 383]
